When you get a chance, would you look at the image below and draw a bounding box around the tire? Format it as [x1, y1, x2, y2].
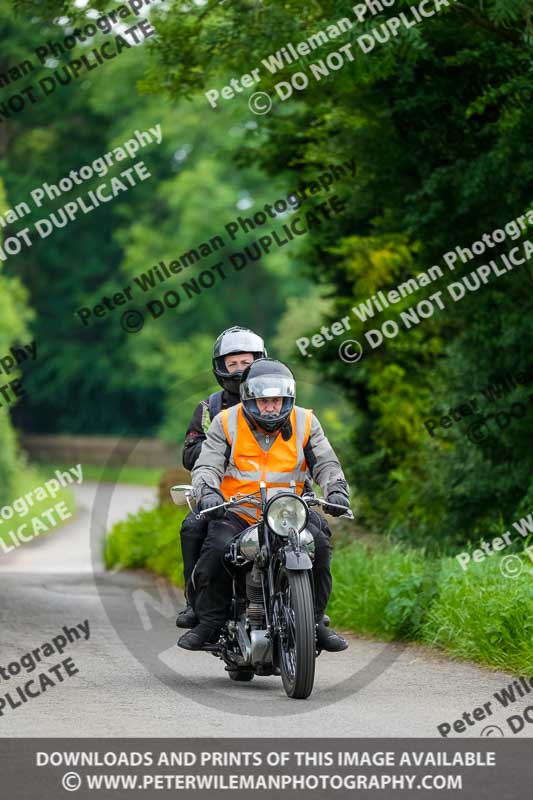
[276, 568, 315, 699]
[228, 669, 254, 682]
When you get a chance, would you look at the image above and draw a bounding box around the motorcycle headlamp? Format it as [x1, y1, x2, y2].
[265, 494, 308, 537]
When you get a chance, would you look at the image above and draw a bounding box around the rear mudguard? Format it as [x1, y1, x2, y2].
[284, 550, 313, 570]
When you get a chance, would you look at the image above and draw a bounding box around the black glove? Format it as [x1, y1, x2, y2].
[324, 492, 350, 517]
[198, 488, 226, 519]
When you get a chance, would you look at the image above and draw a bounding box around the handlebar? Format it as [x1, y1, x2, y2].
[302, 493, 354, 520]
[195, 491, 261, 519]
[196, 490, 354, 521]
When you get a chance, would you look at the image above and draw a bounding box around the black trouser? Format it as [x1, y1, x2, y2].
[309, 507, 332, 541]
[180, 511, 209, 590]
[192, 512, 333, 629]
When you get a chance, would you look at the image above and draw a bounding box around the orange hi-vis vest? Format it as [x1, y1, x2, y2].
[219, 404, 313, 522]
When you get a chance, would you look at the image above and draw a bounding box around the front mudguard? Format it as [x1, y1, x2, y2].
[283, 549, 313, 570]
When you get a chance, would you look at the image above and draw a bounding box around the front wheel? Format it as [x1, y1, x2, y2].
[275, 568, 316, 699]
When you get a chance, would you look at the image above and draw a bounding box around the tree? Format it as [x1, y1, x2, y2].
[0, 177, 32, 506]
[139, 0, 533, 546]
[0, 2, 313, 439]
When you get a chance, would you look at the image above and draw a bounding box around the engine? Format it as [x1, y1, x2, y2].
[245, 568, 264, 626]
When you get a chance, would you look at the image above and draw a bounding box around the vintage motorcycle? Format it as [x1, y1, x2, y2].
[171, 482, 353, 699]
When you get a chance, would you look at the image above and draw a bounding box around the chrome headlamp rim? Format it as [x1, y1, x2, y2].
[265, 493, 309, 537]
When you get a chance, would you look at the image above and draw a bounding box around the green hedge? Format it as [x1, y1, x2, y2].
[105, 504, 188, 586]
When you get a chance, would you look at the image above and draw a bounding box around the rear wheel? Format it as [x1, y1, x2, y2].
[276, 568, 315, 699]
[228, 669, 254, 682]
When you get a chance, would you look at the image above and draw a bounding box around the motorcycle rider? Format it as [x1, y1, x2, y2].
[177, 326, 267, 628]
[178, 358, 350, 652]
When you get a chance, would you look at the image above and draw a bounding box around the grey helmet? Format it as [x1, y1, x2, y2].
[240, 358, 295, 432]
[212, 326, 267, 394]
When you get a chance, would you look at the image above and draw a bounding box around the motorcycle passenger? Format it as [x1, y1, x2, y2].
[177, 326, 267, 628]
[178, 358, 350, 653]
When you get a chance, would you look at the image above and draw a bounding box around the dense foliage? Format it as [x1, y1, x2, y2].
[105, 502, 187, 586]
[0, 177, 32, 505]
[140, 0, 533, 548]
[0, 2, 316, 441]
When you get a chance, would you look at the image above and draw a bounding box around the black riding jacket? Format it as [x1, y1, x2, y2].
[182, 389, 239, 471]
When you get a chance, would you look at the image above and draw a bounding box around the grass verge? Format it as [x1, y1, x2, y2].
[42, 464, 162, 487]
[329, 541, 533, 674]
[104, 507, 533, 674]
[0, 465, 76, 548]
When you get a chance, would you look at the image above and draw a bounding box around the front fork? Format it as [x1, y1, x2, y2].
[272, 532, 321, 658]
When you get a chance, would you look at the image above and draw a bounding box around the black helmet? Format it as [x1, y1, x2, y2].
[212, 326, 267, 395]
[240, 358, 295, 432]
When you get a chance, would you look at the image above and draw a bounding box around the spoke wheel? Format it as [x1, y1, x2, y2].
[276, 568, 315, 699]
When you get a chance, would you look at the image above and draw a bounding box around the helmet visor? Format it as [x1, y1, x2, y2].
[217, 330, 265, 357]
[241, 375, 295, 401]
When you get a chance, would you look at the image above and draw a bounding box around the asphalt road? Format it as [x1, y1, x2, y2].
[0, 483, 529, 738]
